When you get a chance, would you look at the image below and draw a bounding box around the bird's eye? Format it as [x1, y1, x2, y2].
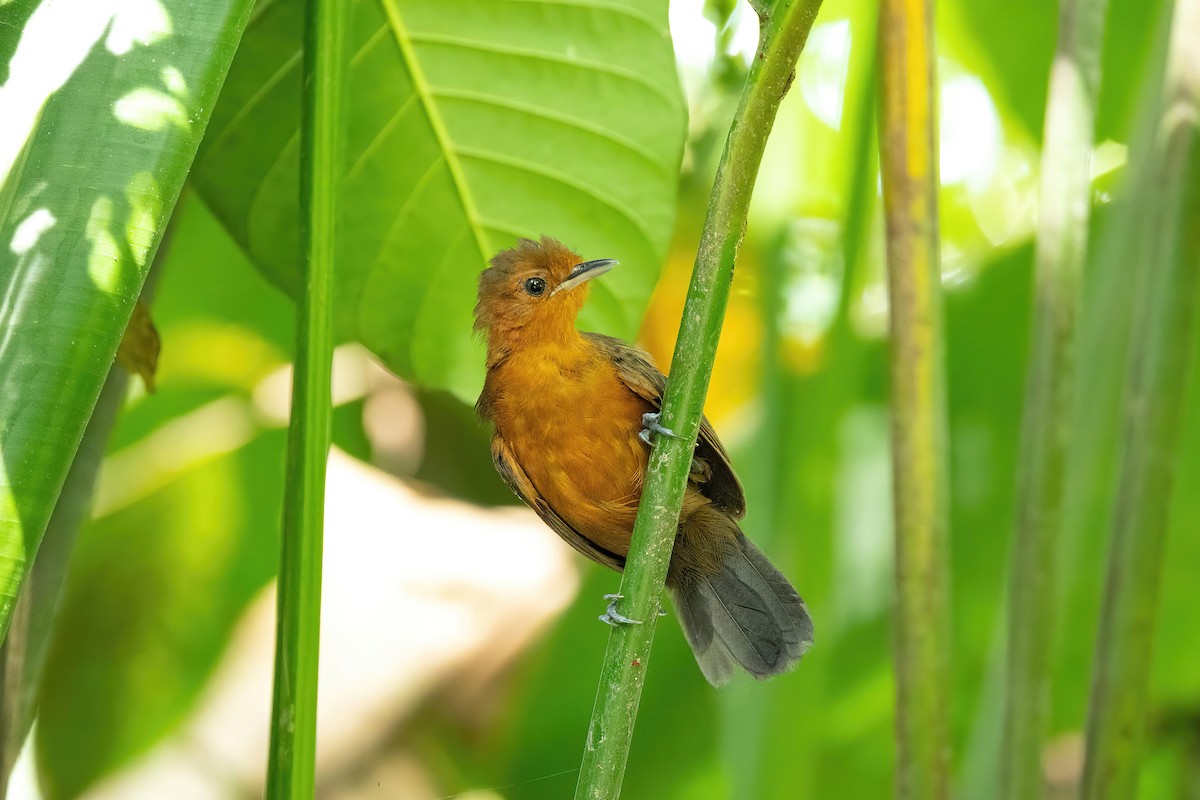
[523, 277, 547, 296]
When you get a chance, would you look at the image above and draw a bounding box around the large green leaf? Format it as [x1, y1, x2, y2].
[0, 0, 255, 633]
[191, 0, 686, 400]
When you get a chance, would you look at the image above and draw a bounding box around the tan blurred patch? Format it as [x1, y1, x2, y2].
[78, 450, 579, 800]
[1043, 732, 1083, 799]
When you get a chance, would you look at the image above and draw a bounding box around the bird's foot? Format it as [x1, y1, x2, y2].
[638, 412, 682, 446]
[599, 593, 643, 626]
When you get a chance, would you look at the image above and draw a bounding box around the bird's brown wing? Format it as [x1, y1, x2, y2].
[582, 331, 747, 519]
[491, 435, 627, 571]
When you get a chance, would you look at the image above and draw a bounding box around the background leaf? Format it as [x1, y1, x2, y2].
[190, 0, 687, 401]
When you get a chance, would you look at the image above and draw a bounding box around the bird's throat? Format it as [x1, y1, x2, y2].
[485, 309, 584, 368]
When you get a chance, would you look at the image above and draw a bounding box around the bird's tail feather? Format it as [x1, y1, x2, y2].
[670, 534, 813, 686]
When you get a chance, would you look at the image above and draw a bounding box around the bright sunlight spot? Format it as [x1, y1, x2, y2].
[9, 208, 55, 255]
[123, 171, 162, 266]
[940, 69, 1003, 189]
[161, 65, 189, 97]
[0, 0, 173, 190]
[729, 5, 761, 65]
[800, 21, 853, 131]
[113, 88, 190, 133]
[84, 196, 123, 294]
[0, 0, 113, 189]
[668, 0, 716, 73]
[104, 0, 171, 56]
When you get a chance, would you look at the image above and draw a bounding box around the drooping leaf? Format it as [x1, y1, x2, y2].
[190, 0, 687, 401]
[0, 0, 255, 636]
[38, 430, 286, 800]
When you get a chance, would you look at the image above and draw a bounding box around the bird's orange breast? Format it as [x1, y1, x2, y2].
[490, 342, 653, 557]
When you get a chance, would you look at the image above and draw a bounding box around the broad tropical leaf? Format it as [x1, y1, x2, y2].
[191, 0, 687, 400]
[0, 0, 255, 635]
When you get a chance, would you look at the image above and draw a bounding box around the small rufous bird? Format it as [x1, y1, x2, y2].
[474, 236, 813, 685]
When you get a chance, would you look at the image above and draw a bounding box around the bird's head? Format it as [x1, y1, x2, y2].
[474, 236, 617, 359]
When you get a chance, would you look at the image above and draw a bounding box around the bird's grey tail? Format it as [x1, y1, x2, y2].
[669, 534, 814, 686]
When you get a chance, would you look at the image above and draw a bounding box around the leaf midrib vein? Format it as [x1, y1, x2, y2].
[377, 0, 491, 264]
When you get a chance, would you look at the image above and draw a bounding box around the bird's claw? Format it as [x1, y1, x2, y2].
[599, 593, 643, 626]
[638, 412, 681, 446]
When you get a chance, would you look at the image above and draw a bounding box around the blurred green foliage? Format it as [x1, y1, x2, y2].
[10, 0, 1200, 798]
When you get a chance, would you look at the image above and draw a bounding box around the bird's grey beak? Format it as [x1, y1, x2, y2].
[552, 258, 618, 295]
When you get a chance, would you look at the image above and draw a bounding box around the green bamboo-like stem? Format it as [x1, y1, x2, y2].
[264, 0, 344, 795]
[1081, 1, 1200, 796]
[572, 2, 825, 798]
[876, 0, 951, 797]
[1000, 0, 1110, 797]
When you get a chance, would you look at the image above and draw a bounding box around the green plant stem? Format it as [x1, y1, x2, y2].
[876, 0, 951, 797]
[264, 0, 344, 795]
[1000, 1, 1110, 797]
[1081, 1, 1200, 796]
[572, 2, 825, 798]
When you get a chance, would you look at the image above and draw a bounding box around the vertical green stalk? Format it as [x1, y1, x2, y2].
[1000, 1, 1110, 797]
[1081, 1, 1200, 796]
[876, 0, 950, 798]
[572, 2, 825, 798]
[264, 0, 344, 795]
